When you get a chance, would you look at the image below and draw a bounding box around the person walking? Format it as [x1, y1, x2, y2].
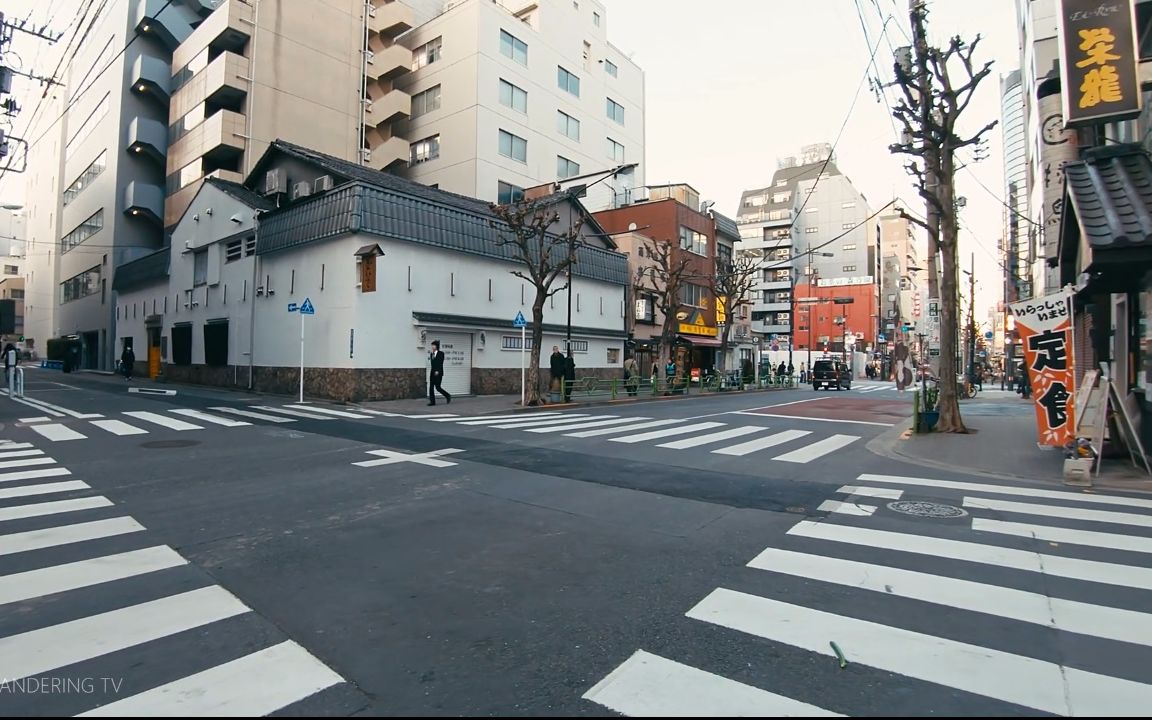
[563, 349, 576, 403]
[623, 355, 639, 397]
[549, 345, 565, 400]
[428, 340, 451, 406]
[120, 344, 136, 381]
[3, 343, 17, 394]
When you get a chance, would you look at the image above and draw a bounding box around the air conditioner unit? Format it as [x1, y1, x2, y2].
[314, 175, 334, 192]
[291, 182, 312, 200]
[264, 168, 285, 195]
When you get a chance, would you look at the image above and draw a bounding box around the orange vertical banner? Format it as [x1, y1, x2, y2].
[1010, 289, 1076, 447]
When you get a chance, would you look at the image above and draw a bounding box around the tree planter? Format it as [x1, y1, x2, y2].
[921, 410, 940, 432]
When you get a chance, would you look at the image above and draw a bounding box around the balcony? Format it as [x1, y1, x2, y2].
[366, 90, 410, 125]
[126, 117, 168, 165]
[130, 53, 172, 102]
[753, 322, 792, 335]
[366, 43, 412, 82]
[367, 135, 409, 171]
[172, 0, 253, 69]
[370, 1, 413, 37]
[124, 180, 165, 225]
[753, 301, 791, 313]
[169, 109, 246, 168]
[760, 279, 792, 292]
[204, 51, 249, 108]
[135, 0, 193, 49]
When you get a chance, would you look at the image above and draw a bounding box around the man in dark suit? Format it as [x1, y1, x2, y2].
[428, 340, 451, 406]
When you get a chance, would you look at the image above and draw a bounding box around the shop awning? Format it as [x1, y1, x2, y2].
[680, 336, 722, 347]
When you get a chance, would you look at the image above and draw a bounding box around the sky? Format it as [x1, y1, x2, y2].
[0, 0, 1020, 318]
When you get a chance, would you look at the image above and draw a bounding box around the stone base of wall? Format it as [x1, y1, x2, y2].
[154, 364, 621, 402]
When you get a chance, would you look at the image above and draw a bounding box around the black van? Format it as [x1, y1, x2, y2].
[812, 359, 852, 391]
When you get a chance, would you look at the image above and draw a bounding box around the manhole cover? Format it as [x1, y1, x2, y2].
[139, 439, 201, 449]
[886, 500, 968, 518]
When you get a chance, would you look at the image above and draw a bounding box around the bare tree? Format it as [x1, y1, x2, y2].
[889, 1, 996, 433]
[489, 195, 584, 406]
[707, 248, 761, 372]
[634, 236, 694, 368]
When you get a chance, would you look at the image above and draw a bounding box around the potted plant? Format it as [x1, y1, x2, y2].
[921, 384, 940, 431]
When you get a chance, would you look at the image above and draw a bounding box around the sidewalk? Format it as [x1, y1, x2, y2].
[870, 390, 1152, 491]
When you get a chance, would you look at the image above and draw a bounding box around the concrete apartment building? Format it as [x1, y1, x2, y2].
[878, 205, 922, 345]
[395, 0, 645, 211]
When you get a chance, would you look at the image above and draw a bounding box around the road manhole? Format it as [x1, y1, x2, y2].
[139, 439, 201, 449]
[886, 500, 968, 518]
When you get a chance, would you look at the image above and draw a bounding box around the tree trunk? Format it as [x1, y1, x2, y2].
[718, 323, 732, 372]
[527, 295, 547, 406]
[934, 155, 968, 433]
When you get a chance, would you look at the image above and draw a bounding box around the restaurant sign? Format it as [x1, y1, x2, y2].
[1057, 0, 1142, 127]
[1009, 289, 1076, 447]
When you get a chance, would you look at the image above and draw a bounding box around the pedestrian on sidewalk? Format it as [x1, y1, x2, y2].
[799, 362, 807, 384]
[428, 340, 451, 406]
[623, 356, 639, 396]
[3, 343, 17, 392]
[120, 344, 135, 381]
[563, 349, 576, 402]
[550, 345, 565, 399]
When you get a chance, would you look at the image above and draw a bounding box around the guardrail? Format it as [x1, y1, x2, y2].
[558, 374, 798, 402]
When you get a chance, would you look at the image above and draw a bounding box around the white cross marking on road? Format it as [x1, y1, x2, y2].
[352, 448, 465, 468]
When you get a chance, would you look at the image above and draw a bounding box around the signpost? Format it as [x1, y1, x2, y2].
[513, 311, 528, 405]
[289, 298, 316, 403]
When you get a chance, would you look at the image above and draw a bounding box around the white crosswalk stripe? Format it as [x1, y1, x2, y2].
[29, 423, 87, 442]
[586, 475, 1152, 716]
[208, 406, 297, 423]
[657, 425, 764, 449]
[250, 405, 334, 420]
[283, 404, 373, 419]
[525, 417, 653, 434]
[123, 411, 203, 431]
[169, 409, 252, 427]
[711, 429, 811, 457]
[90, 419, 149, 436]
[0, 440, 346, 715]
[773, 434, 859, 463]
[610, 422, 726, 444]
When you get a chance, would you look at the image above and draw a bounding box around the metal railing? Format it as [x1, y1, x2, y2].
[557, 373, 797, 401]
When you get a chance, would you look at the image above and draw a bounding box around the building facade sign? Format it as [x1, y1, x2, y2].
[817, 275, 874, 287]
[1057, 0, 1142, 127]
[1037, 93, 1080, 265]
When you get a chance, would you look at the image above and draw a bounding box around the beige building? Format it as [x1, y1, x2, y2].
[0, 275, 26, 338]
[163, 0, 414, 227]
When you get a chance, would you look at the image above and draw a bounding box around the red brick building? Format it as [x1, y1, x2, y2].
[794, 278, 879, 353]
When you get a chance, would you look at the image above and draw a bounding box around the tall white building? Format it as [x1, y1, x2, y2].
[1000, 69, 1032, 303]
[395, 0, 645, 210]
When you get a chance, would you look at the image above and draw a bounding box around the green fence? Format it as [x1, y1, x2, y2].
[558, 373, 797, 401]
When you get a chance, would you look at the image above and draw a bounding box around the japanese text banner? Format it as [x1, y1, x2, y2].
[1010, 289, 1076, 447]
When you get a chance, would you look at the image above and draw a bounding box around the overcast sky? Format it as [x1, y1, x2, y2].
[0, 0, 1019, 317]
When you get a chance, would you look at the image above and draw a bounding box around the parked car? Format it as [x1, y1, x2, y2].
[812, 359, 852, 391]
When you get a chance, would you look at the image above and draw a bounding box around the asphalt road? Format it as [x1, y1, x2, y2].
[3, 369, 1152, 716]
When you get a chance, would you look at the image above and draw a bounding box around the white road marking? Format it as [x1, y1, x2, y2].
[525, 417, 653, 434]
[18, 417, 50, 423]
[972, 517, 1152, 554]
[13, 395, 102, 419]
[964, 496, 1152, 529]
[0, 467, 72, 485]
[836, 485, 904, 499]
[711, 429, 812, 456]
[0, 449, 45, 459]
[817, 499, 876, 516]
[687, 588, 1152, 716]
[0, 480, 90, 500]
[123, 411, 203, 431]
[353, 448, 465, 468]
[29, 424, 87, 442]
[9, 396, 65, 417]
[748, 547, 1152, 646]
[208, 407, 296, 423]
[489, 415, 609, 429]
[170, 409, 252, 427]
[729, 411, 894, 427]
[658, 426, 765, 449]
[90, 419, 150, 436]
[610, 422, 727, 444]
[583, 649, 842, 717]
[250, 405, 333, 420]
[858, 473, 1152, 509]
[283, 404, 373, 419]
[128, 387, 178, 396]
[429, 413, 549, 423]
[0, 496, 112, 523]
[790, 519, 1152, 591]
[0, 586, 250, 681]
[0, 457, 57, 470]
[565, 419, 687, 438]
[457, 413, 576, 426]
[774, 434, 860, 463]
[0, 546, 186, 606]
[0, 442, 36, 450]
[0, 516, 145, 556]
[78, 640, 343, 717]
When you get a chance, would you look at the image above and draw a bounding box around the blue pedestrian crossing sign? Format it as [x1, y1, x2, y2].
[512, 311, 527, 328]
[300, 298, 316, 315]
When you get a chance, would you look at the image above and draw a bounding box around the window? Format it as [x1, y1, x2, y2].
[841, 201, 857, 209]
[557, 110, 580, 140]
[225, 238, 243, 263]
[409, 134, 440, 165]
[805, 207, 818, 213]
[500, 30, 528, 65]
[557, 155, 580, 179]
[843, 265, 857, 272]
[169, 102, 206, 143]
[3, 265, 18, 275]
[193, 250, 208, 286]
[9, 289, 24, 299]
[804, 227, 818, 234]
[593, 10, 600, 25]
[775, 179, 787, 187]
[557, 66, 580, 96]
[63, 150, 106, 206]
[606, 97, 625, 124]
[607, 137, 625, 162]
[412, 36, 442, 70]
[604, 59, 618, 77]
[498, 79, 527, 113]
[65, 93, 109, 163]
[767, 209, 789, 220]
[498, 130, 527, 162]
[60, 209, 103, 254]
[842, 222, 856, 230]
[679, 226, 707, 256]
[497, 181, 524, 204]
[842, 243, 857, 251]
[244, 235, 256, 256]
[772, 191, 790, 204]
[634, 295, 654, 323]
[410, 85, 442, 117]
[679, 284, 706, 307]
[502, 335, 535, 350]
[59, 266, 101, 304]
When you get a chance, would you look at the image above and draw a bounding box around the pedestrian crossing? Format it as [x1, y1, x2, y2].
[0, 438, 346, 714]
[412, 411, 863, 465]
[584, 473, 1152, 716]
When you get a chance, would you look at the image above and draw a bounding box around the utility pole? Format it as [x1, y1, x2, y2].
[908, 0, 939, 301]
[967, 252, 976, 382]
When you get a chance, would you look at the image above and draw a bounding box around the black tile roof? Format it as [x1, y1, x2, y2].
[112, 248, 169, 292]
[411, 312, 625, 339]
[203, 176, 276, 211]
[1063, 144, 1152, 251]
